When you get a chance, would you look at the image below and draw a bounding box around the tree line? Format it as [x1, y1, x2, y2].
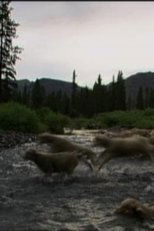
[1, 1, 154, 118]
[11, 70, 154, 118]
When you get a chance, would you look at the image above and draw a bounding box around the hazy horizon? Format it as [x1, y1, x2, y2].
[11, 1, 154, 88]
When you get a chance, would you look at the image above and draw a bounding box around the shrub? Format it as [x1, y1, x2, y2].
[35, 107, 51, 123]
[143, 108, 154, 117]
[46, 111, 70, 134]
[71, 118, 89, 129]
[0, 102, 41, 133]
[96, 110, 144, 128]
[71, 109, 154, 130]
[71, 117, 101, 130]
[135, 118, 154, 129]
[96, 111, 127, 128]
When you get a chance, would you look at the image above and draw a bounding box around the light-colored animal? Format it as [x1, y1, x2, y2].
[38, 133, 97, 170]
[150, 129, 154, 136]
[24, 149, 81, 176]
[101, 128, 151, 139]
[115, 197, 154, 220]
[93, 135, 154, 171]
[131, 128, 151, 137]
[149, 136, 154, 145]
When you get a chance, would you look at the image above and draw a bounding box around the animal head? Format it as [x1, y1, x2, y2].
[94, 135, 111, 147]
[115, 198, 141, 215]
[38, 132, 54, 143]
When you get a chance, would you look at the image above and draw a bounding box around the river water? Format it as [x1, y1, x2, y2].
[0, 130, 153, 230]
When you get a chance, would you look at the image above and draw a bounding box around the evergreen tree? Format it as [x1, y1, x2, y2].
[115, 71, 126, 110]
[71, 69, 77, 117]
[31, 79, 45, 108]
[12, 86, 22, 103]
[79, 86, 93, 117]
[136, 86, 144, 110]
[93, 74, 107, 114]
[0, 1, 22, 102]
[145, 87, 150, 109]
[127, 94, 132, 111]
[107, 75, 116, 111]
[62, 92, 71, 115]
[56, 90, 63, 113]
[46, 92, 58, 112]
[149, 88, 154, 108]
[22, 84, 30, 106]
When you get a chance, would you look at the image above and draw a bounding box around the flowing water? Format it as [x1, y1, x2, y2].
[0, 130, 153, 230]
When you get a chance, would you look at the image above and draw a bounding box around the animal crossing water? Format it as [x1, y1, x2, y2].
[0, 130, 153, 230]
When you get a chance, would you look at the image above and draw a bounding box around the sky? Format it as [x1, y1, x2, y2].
[11, 1, 154, 88]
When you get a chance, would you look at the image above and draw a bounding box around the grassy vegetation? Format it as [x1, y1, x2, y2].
[71, 109, 154, 130]
[0, 102, 40, 133]
[1, 102, 154, 133]
[0, 103, 70, 134]
[36, 107, 71, 134]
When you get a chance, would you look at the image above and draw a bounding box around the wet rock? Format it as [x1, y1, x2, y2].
[0, 130, 36, 149]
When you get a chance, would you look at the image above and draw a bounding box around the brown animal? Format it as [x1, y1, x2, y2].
[24, 149, 80, 176]
[101, 128, 151, 139]
[94, 135, 154, 171]
[102, 130, 133, 138]
[131, 128, 151, 137]
[38, 133, 97, 170]
[115, 198, 154, 220]
[149, 136, 154, 145]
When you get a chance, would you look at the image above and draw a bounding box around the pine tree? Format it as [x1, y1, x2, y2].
[149, 88, 154, 108]
[136, 86, 144, 110]
[0, 1, 22, 102]
[145, 87, 150, 109]
[45, 92, 57, 112]
[79, 86, 93, 117]
[12, 88, 22, 103]
[115, 71, 126, 110]
[127, 94, 132, 111]
[107, 75, 116, 111]
[71, 69, 77, 117]
[62, 92, 70, 115]
[22, 84, 30, 106]
[93, 74, 107, 114]
[31, 79, 45, 108]
[56, 90, 63, 113]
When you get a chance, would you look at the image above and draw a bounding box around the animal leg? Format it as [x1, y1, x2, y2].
[82, 158, 96, 172]
[97, 150, 114, 171]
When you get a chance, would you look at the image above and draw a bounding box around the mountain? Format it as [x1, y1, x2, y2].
[16, 78, 80, 96]
[125, 72, 154, 104]
[16, 72, 154, 101]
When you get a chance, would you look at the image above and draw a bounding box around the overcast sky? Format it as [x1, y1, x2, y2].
[11, 1, 154, 87]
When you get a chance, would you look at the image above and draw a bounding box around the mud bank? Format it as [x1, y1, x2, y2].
[0, 131, 153, 231]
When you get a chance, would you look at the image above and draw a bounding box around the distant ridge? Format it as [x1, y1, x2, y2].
[16, 78, 80, 96]
[17, 72, 154, 101]
[125, 71, 154, 103]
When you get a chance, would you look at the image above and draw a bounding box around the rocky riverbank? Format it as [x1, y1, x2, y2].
[0, 130, 36, 149]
